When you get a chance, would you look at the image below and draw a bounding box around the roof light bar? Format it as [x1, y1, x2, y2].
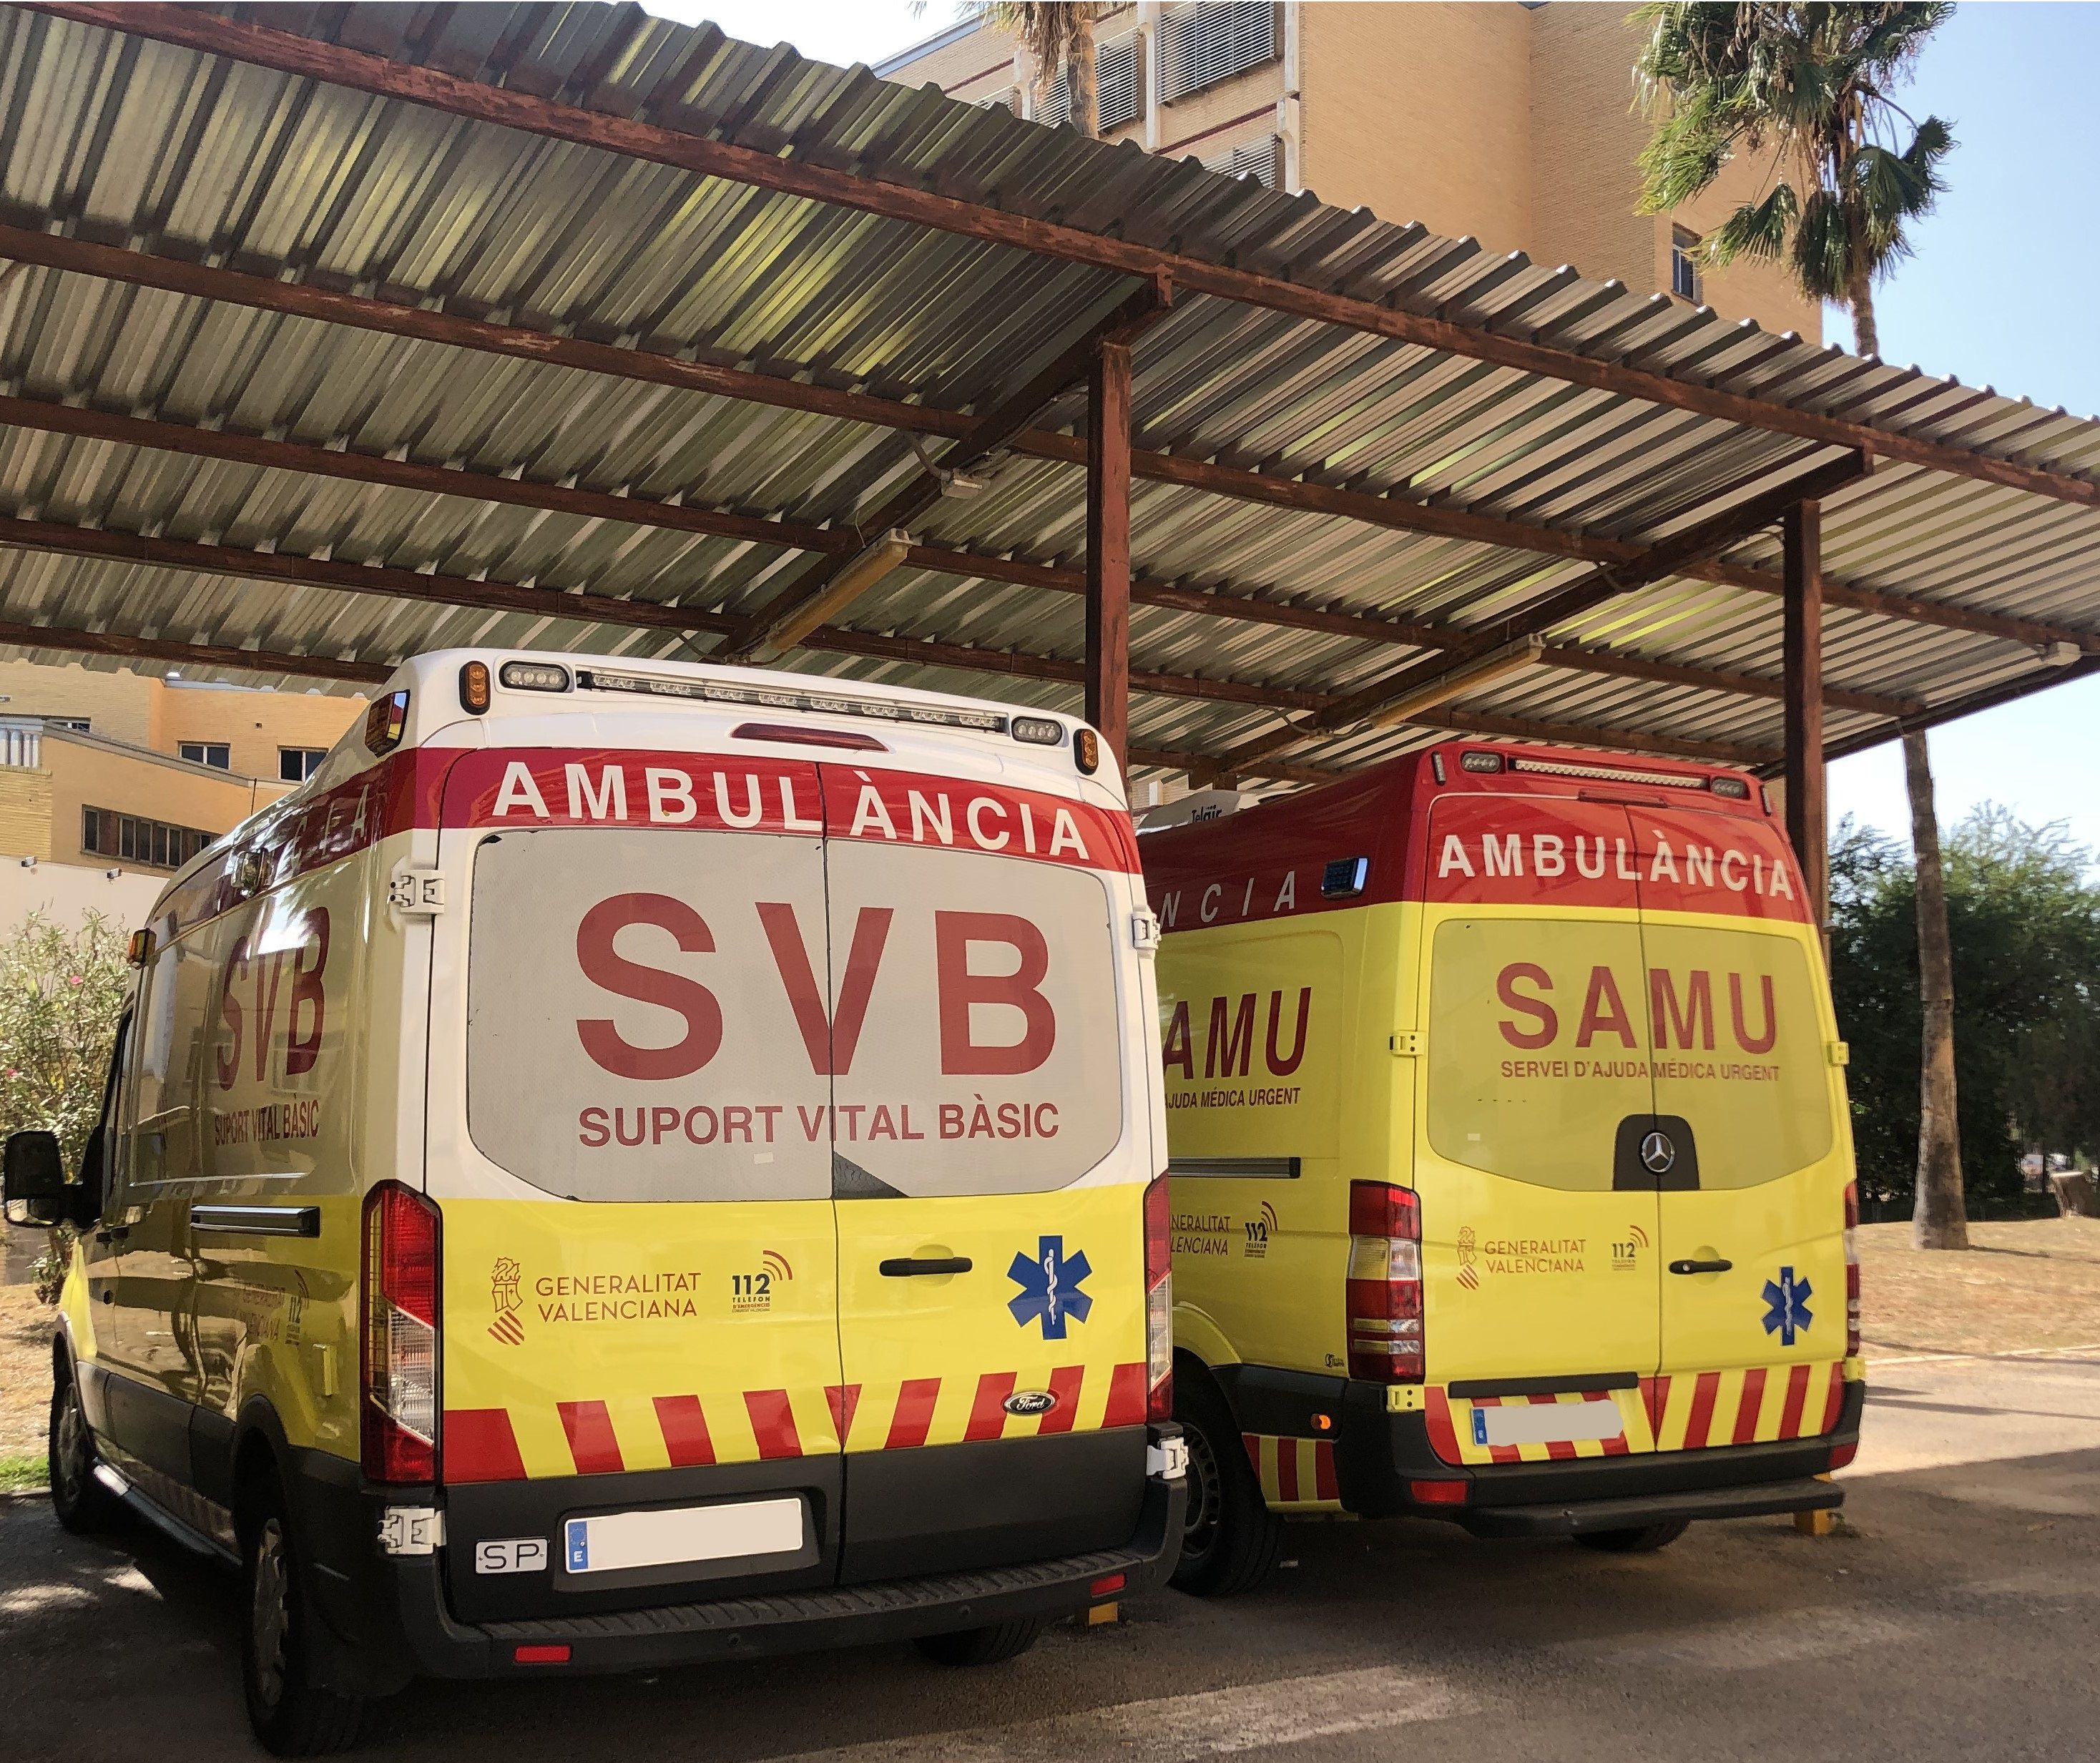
[574, 668, 1008, 734]
[1508, 757, 1705, 790]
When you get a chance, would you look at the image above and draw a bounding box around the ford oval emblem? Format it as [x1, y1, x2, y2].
[1004, 1390, 1057, 1417]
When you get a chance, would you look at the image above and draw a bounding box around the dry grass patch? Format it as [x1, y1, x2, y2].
[1858, 1215, 2100, 1359]
[1, 1280, 53, 1463]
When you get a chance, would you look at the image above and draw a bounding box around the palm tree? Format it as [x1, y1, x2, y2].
[1639, 6, 1968, 1248]
[1634, 3, 1954, 358]
[954, 2, 1109, 135]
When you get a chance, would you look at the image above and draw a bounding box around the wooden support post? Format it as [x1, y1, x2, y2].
[1783, 501, 1829, 935]
[1086, 340, 1134, 778]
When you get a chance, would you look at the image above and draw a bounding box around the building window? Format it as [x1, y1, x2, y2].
[1672, 227, 1703, 303]
[1041, 31, 1143, 130]
[40, 717, 90, 732]
[280, 746, 328, 782]
[1159, 2, 1278, 104]
[1202, 134, 1284, 188]
[178, 740, 232, 770]
[82, 807, 215, 871]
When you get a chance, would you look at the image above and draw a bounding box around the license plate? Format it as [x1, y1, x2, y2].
[1471, 1398, 1626, 1448]
[561, 1497, 806, 1575]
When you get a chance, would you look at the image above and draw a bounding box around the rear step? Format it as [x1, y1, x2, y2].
[1457, 1475, 1842, 1538]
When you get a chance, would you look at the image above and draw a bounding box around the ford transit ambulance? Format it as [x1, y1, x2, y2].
[1139, 743, 1860, 1594]
[4, 650, 1184, 1753]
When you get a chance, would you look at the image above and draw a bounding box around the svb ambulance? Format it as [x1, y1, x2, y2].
[4, 651, 1184, 1753]
[1141, 743, 1862, 1593]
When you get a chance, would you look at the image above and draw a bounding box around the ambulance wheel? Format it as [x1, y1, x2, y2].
[1575, 1520, 1690, 1554]
[240, 1469, 367, 1756]
[913, 1618, 1044, 1666]
[48, 1360, 120, 1534]
[1171, 1376, 1284, 1598]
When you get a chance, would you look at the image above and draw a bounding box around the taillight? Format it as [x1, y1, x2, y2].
[363, 1182, 441, 1484]
[1346, 1182, 1423, 1383]
[1144, 1173, 1172, 1420]
[1843, 1180, 1861, 1358]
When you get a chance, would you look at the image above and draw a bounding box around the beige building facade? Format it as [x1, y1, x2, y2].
[0, 660, 363, 890]
[880, 2, 1822, 341]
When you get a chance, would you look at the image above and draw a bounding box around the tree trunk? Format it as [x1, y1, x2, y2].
[1848, 256, 1878, 358]
[1069, 12, 1098, 135]
[1905, 730, 1968, 1250]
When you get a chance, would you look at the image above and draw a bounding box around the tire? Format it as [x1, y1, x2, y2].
[1169, 1372, 1285, 1598]
[240, 1464, 368, 1757]
[1575, 1519, 1691, 1554]
[913, 1618, 1045, 1666]
[47, 1360, 122, 1535]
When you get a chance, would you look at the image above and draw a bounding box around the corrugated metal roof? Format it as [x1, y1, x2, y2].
[0, 1, 2095, 789]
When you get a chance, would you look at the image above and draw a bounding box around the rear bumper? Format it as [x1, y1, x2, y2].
[1218, 1364, 1862, 1535]
[288, 1429, 1184, 1692]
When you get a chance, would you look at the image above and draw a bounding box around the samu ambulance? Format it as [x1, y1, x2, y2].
[4, 650, 1184, 1753]
[1139, 742, 1861, 1593]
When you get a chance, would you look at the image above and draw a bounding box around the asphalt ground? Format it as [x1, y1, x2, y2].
[4, 1351, 2096, 1763]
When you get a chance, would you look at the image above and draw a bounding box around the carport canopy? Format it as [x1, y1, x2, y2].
[4, 1, 2100, 925]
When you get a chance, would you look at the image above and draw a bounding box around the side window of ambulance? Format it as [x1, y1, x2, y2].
[121, 938, 202, 1187]
[1426, 917, 1652, 1190]
[1641, 924, 1833, 1187]
[465, 828, 834, 1204]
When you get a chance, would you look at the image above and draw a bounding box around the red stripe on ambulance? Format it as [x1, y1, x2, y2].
[1102, 1362, 1148, 1428]
[827, 1384, 863, 1448]
[1037, 1365, 1086, 1435]
[966, 1372, 1017, 1442]
[1732, 1367, 1768, 1445]
[885, 1378, 942, 1450]
[745, 1390, 803, 1459]
[1683, 1372, 1722, 1450]
[1778, 1364, 1812, 1438]
[443, 1408, 527, 1483]
[557, 1400, 625, 1475]
[653, 1395, 717, 1467]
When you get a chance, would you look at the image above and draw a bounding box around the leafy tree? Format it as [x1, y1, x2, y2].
[1828, 808, 2100, 1213]
[0, 912, 129, 1171]
[1634, 1, 1955, 357]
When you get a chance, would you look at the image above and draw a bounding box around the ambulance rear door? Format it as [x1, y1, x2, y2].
[818, 764, 1151, 1584]
[431, 745, 847, 1621]
[1629, 802, 1849, 1445]
[1417, 787, 1662, 1458]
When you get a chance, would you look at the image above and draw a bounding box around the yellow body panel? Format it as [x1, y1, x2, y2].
[1163, 882, 1854, 1495]
[441, 1197, 844, 1476]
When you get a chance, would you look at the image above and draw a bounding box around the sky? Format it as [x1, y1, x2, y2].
[650, 1, 2100, 860]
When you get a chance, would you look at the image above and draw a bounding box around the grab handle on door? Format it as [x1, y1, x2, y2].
[879, 1257, 972, 1278]
[1668, 1257, 1733, 1275]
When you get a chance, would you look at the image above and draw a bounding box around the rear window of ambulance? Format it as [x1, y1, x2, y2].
[1426, 917, 1833, 1189]
[465, 827, 1128, 1202]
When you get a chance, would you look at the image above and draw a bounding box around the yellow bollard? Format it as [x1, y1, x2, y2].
[1794, 1507, 1836, 1536]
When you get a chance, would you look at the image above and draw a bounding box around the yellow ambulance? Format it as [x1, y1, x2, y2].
[1139, 742, 1861, 1593]
[4, 650, 1184, 1752]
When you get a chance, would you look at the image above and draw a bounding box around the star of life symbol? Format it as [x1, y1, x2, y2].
[1006, 1236, 1094, 1340]
[1762, 1265, 1813, 1347]
[489, 1257, 524, 1346]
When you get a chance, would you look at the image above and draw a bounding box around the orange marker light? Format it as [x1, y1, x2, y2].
[458, 659, 491, 714]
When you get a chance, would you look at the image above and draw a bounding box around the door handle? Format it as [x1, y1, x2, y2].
[879, 1257, 972, 1278]
[1668, 1257, 1733, 1275]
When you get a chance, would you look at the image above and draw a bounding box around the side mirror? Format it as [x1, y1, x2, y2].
[3, 1130, 70, 1227]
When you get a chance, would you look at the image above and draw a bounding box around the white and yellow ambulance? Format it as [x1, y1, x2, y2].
[4, 650, 1183, 1752]
[1139, 743, 1861, 1593]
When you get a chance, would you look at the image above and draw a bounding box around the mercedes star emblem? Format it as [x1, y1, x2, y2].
[1639, 1129, 1677, 1176]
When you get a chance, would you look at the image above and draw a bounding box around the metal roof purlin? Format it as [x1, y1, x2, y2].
[29, 1, 2100, 511]
[1202, 449, 1870, 781]
[725, 275, 1175, 664]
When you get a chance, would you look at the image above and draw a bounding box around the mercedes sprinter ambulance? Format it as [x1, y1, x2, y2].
[4, 650, 1184, 1752]
[1139, 743, 1861, 1593]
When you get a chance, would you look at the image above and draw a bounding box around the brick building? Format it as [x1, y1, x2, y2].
[879, 2, 1821, 341]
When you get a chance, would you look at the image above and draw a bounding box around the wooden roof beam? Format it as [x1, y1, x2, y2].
[33, 2, 2100, 511]
[4, 235, 2093, 663]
